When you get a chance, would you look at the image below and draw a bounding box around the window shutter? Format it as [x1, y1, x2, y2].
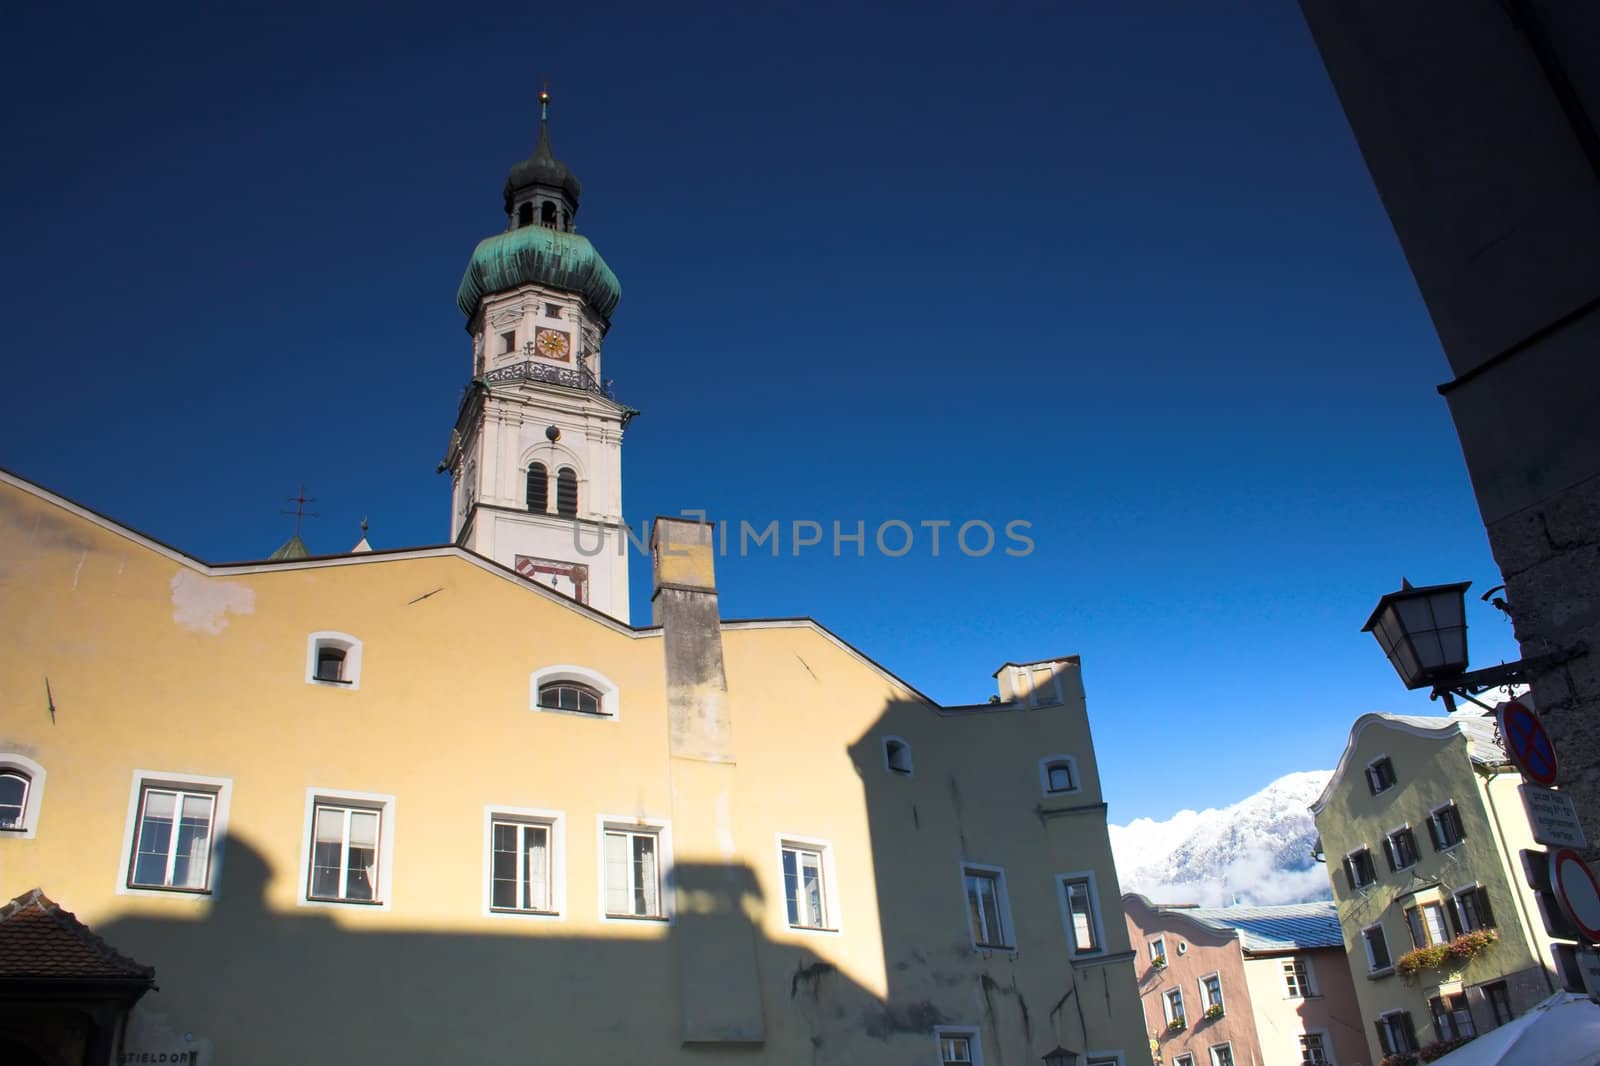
[1477, 887, 1496, 930]
[1405, 907, 1423, 949]
[1401, 1011, 1418, 1051]
[1374, 1020, 1392, 1056]
[1383, 837, 1397, 871]
[1342, 857, 1356, 893]
[1365, 766, 1377, 793]
[1446, 895, 1463, 938]
[1426, 814, 1442, 850]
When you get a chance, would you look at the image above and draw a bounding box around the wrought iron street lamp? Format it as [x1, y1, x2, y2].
[1363, 579, 1583, 709]
[1041, 1047, 1079, 1066]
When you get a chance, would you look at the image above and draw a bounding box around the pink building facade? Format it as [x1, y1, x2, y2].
[1124, 895, 1366, 1066]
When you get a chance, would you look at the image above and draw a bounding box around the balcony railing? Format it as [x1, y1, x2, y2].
[482, 359, 614, 400]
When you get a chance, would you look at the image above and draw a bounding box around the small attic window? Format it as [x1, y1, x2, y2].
[306, 632, 363, 690]
[884, 737, 913, 776]
[316, 647, 348, 684]
[517, 202, 534, 227]
[501, 331, 516, 354]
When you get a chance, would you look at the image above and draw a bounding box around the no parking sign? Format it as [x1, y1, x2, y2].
[1498, 699, 1559, 787]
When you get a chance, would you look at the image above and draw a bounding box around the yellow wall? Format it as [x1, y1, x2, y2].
[0, 476, 1149, 1064]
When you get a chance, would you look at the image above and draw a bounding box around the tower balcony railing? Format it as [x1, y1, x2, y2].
[481, 359, 615, 400]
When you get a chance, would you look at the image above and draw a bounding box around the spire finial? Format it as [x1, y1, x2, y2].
[539, 80, 551, 124]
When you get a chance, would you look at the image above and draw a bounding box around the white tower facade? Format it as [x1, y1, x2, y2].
[441, 94, 634, 622]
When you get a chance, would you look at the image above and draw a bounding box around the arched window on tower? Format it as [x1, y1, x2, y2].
[561, 209, 570, 231]
[526, 463, 549, 513]
[556, 468, 578, 516]
[541, 201, 558, 228]
[517, 202, 534, 228]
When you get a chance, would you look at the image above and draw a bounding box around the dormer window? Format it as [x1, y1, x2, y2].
[884, 737, 913, 775]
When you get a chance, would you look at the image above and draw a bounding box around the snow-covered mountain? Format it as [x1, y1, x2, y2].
[1109, 770, 1335, 907]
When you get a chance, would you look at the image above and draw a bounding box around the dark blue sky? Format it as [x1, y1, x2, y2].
[1, 2, 1516, 821]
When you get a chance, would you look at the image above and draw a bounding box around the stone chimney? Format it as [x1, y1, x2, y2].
[649, 516, 764, 1043]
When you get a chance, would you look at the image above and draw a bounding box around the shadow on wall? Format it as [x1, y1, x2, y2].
[99, 840, 910, 1063]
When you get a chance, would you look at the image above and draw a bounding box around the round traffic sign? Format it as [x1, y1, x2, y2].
[1551, 848, 1600, 943]
[1499, 700, 1559, 787]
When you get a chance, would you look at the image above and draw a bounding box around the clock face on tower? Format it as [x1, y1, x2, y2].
[533, 328, 571, 363]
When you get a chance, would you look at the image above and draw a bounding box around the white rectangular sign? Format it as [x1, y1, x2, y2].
[1520, 785, 1588, 849]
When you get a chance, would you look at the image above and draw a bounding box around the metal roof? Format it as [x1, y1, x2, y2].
[1173, 900, 1345, 953]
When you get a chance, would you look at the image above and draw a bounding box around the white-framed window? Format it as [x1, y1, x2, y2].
[1362, 921, 1393, 973]
[1283, 955, 1314, 997]
[1039, 754, 1079, 795]
[962, 863, 1014, 950]
[1173, 1056, 1196, 1066]
[934, 1025, 983, 1065]
[116, 771, 232, 898]
[1454, 884, 1496, 932]
[1057, 871, 1103, 955]
[1430, 993, 1476, 1041]
[778, 833, 838, 933]
[305, 631, 363, 689]
[484, 806, 564, 918]
[297, 787, 395, 910]
[1298, 1031, 1330, 1065]
[1200, 971, 1224, 1016]
[1384, 825, 1420, 871]
[1209, 1043, 1235, 1066]
[1149, 936, 1168, 966]
[0, 754, 46, 838]
[1365, 756, 1396, 794]
[600, 816, 671, 921]
[1342, 846, 1378, 889]
[530, 665, 619, 719]
[883, 736, 913, 776]
[1164, 987, 1187, 1029]
[1428, 801, 1466, 850]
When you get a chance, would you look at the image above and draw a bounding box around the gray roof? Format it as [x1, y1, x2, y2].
[1173, 901, 1344, 952]
[1378, 711, 1506, 765]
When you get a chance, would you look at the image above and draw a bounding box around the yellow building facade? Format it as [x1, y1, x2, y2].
[0, 99, 1155, 1066]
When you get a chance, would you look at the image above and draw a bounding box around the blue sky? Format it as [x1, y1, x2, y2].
[0, 2, 1518, 822]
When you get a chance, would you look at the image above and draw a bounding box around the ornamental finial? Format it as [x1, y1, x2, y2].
[539, 82, 551, 123]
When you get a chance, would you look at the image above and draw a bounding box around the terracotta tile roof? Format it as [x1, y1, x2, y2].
[0, 889, 155, 983]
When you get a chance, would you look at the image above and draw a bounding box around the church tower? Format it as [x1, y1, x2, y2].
[441, 91, 633, 622]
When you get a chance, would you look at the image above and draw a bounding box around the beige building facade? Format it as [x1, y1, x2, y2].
[1311, 707, 1559, 1064]
[1123, 895, 1364, 1066]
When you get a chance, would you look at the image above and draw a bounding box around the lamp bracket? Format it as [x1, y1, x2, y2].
[1428, 643, 1588, 707]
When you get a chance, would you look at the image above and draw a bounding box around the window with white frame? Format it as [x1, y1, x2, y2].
[309, 802, 382, 903]
[1040, 755, 1078, 795]
[531, 666, 619, 718]
[306, 631, 362, 689]
[1149, 936, 1168, 965]
[1454, 884, 1496, 932]
[1059, 874, 1101, 954]
[604, 823, 665, 918]
[1428, 801, 1466, 850]
[491, 817, 554, 913]
[963, 866, 1012, 949]
[1342, 846, 1377, 889]
[128, 784, 218, 891]
[781, 839, 833, 930]
[1282, 956, 1314, 997]
[1173, 1056, 1196, 1066]
[883, 736, 913, 775]
[1362, 922, 1393, 973]
[1201, 972, 1224, 1015]
[1164, 988, 1187, 1028]
[1209, 1043, 1235, 1066]
[935, 1027, 980, 1065]
[1366, 756, 1396, 794]
[0, 754, 45, 837]
[1384, 825, 1420, 871]
[1298, 1032, 1329, 1065]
